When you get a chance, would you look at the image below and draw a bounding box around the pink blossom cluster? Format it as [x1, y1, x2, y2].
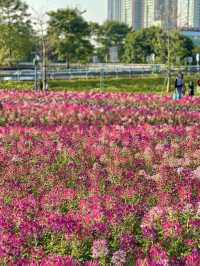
[0, 91, 199, 265]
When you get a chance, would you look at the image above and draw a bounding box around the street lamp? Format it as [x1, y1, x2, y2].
[33, 55, 40, 91]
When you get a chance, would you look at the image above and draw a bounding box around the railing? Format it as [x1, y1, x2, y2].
[0, 65, 199, 81]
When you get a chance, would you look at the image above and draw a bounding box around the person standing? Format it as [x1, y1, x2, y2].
[175, 73, 184, 100]
[188, 81, 194, 96]
[45, 81, 48, 91]
[39, 80, 43, 91]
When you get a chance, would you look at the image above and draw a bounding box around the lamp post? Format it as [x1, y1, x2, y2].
[33, 55, 40, 91]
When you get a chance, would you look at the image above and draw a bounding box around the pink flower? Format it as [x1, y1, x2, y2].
[185, 249, 200, 266]
[111, 250, 126, 266]
[84, 261, 100, 266]
[162, 220, 182, 238]
[192, 166, 200, 180]
[149, 244, 169, 266]
[40, 255, 80, 266]
[92, 240, 109, 259]
[135, 257, 151, 266]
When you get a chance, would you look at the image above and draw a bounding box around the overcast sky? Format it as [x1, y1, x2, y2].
[24, 0, 107, 24]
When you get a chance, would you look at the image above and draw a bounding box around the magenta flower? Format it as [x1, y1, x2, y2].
[120, 233, 136, 252]
[149, 244, 169, 266]
[185, 249, 200, 266]
[162, 220, 182, 238]
[1, 91, 200, 264]
[40, 255, 80, 266]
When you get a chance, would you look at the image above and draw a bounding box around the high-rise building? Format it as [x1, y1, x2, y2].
[107, 0, 122, 22]
[108, 0, 180, 30]
[144, 0, 157, 28]
[144, 0, 177, 29]
[121, 0, 144, 30]
[162, 0, 178, 29]
[132, 0, 144, 30]
[122, 0, 133, 27]
[177, 0, 200, 28]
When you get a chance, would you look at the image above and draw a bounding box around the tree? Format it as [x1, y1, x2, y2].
[47, 8, 93, 68]
[122, 27, 193, 65]
[0, 0, 34, 65]
[154, 30, 194, 65]
[123, 27, 158, 63]
[96, 21, 130, 62]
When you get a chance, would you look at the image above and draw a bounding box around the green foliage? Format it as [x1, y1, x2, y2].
[39, 233, 71, 256]
[193, 46, 200, 57]
[154, 30, 194, 64]
[59, 200, 78, 214]
[71, 239, 91, 262]
[123, 27, 194, 64]
[47, 8, 93, 67]
[0, 0, 34, 65]
[39, 233, 92, 262]
[96, 21, 130, 62]
[123, 27, 157, 63]
[164, 239, 191, 258]
[48, 151, 71, 172]
[147, 196, 158, 208]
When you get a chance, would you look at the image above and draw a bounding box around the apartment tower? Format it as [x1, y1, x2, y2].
[107, 0, 122, 22]
[144, 0, 177, 28]
[177, 0, 200, 28]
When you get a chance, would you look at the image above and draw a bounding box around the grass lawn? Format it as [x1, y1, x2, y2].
[0, 74, 199, 94]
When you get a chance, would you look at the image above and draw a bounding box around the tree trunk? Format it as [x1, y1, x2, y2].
[42, 40, 47, 91]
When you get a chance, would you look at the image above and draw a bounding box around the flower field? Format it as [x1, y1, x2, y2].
[0, 91, 199, 266]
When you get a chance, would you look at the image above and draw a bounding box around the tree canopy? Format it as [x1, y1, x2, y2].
[0, 0, 34, 65]
[47, 8, 93, 67]
[123, 27, 194, 64]
[96, 21, 130, 62]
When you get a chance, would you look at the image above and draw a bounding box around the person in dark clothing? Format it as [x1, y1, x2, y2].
[0, 101, 3, 110]
[175, 73, 184, 99]
[188, 81, 194, 96]
[39, 80, 43, 91]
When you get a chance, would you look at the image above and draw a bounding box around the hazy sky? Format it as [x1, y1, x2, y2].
[24, 0, 107, 24]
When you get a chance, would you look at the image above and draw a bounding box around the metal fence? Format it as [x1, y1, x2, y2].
[0, 64, 199, 81]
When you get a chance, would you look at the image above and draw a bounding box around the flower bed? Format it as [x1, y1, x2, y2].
[0, 91, 199, 265]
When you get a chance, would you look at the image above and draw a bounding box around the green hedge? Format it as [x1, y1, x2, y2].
[0, 75, 198, 93]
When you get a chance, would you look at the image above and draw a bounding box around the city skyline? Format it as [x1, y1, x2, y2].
[108, 0, 200, 30]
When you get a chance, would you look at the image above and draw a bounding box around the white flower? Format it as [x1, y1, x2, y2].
[192, 166, 200, 180]
[11, 155, 22, 163]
